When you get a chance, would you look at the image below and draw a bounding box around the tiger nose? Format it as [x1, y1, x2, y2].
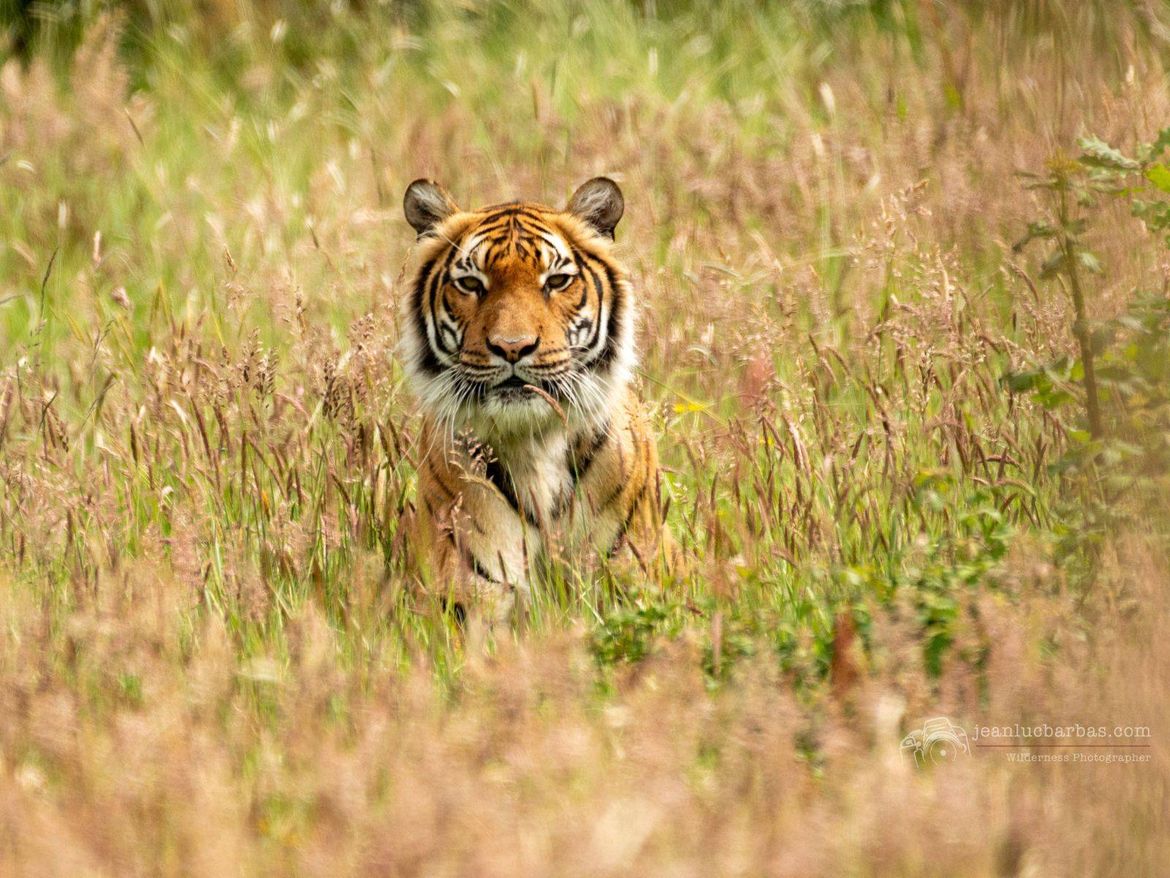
[486, 334, 540, 363]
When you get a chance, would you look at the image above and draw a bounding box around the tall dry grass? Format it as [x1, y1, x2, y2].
[0, 1, 1168, 874]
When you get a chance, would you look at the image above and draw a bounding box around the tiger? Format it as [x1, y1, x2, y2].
[399, 176, 675, 623]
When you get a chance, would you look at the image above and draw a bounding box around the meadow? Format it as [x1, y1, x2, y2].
[1, 1, 1168, 874]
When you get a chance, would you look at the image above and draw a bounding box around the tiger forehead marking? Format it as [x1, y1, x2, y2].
[457, 206, 576, 273]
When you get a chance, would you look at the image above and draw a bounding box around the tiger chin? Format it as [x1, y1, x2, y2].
[399, 176, 676, 624]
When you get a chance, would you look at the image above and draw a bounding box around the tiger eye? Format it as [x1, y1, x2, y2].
[454, 276, 484, 295]
[544, 273, 573, 292]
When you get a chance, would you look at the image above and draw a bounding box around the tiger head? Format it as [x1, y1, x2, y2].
[400, 177, 635, 440]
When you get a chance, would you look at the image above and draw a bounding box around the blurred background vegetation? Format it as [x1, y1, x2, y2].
[0, 1, 1167, 874]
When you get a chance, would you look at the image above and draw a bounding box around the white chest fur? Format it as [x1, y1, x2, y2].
[493, 432, 573, 525]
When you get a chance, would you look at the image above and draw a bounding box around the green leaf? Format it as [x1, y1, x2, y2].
[1011, 221, 1055, 253]
[1002, 369, 1045, 392]
[1077, 250, 1104, 274]
[1078, 136, 1139, 171]
[1146, 164, 1170, 193]
[1149, 127, 1170, 160]
[1035, 388, 1075, 410]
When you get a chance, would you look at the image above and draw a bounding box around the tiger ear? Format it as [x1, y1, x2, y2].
[404, 179, 459, 238]
[566, 177, 624, 239]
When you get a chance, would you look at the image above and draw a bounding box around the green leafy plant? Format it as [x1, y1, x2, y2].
[592, 600, 689, 669]
[1013, 154, 1109, 440]
[1011, 130, 1170, 542]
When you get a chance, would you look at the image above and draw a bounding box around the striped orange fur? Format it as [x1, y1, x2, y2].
[399, 177, 674, 621]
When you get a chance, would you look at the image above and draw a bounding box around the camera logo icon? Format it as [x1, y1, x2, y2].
[901, 717, 971, 767]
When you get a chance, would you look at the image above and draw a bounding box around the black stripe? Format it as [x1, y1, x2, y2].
[554, 426, 610, 518]
[577, 260, 605, 351]
[484, 458, 538, 527]
[412, 255, 443, 374]
[596, 477, 626, 513]
[595, 423, 637, 511]
[439, 596, 467, 626]
[421, 246, 461, 367]
[477, 202, 544, 217]
[611, 477, 651, 553]
[468, 218, 512, 238]
[568, 426, 609, 486]
[573, 263, 589, 310]
[558, 226, 624, 369]
[472, 207, 550, 236]
[468, 552, 503, 584]
[425, 463, 456, 502]
[595, 263, 624, 370]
